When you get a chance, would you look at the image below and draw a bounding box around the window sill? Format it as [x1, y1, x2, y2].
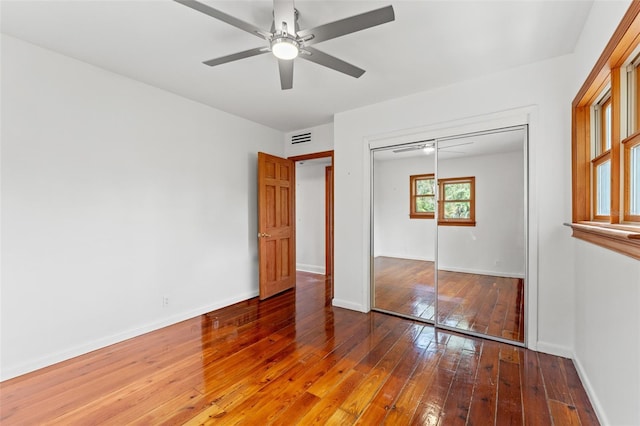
[438, 221, 476, 227]
[410, 214, 435, 219]
[564, 222, 640, 260]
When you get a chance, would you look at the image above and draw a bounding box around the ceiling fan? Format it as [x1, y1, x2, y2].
[174, 0, 395, 90]
[392, 141, 473, 155]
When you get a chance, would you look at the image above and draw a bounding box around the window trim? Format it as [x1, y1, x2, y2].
[410, 174, 477, 226]
[623, 133, 640, 222]
[626, 58, 640, 133]
[569, 1, 640, 260]
[635, 61, 640, 131]
[409, 173, 435, 219]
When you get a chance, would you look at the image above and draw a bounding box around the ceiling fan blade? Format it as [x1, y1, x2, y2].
[278, 59, 294, 90]
[203, 47, 269, 67]
[301, 47, 365, 78]
[273, 0, 296, 34]
[174, 0, 269, 40]
[297, 5, 394, 46]
[393, 145, 426, 153]
[440, 141, 473, 148]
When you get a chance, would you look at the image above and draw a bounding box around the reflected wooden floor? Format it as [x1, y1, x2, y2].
[374, 257, 524, 342]
[0, 271, 596, 425]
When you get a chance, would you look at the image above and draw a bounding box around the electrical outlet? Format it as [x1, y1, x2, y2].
[162, 296, 169, 307]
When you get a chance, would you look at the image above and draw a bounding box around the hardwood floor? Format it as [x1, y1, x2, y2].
[0, 271, 597, 425]
[374, 257, 524, 342]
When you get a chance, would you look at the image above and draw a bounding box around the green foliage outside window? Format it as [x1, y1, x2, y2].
[443, 182, 471, 219]
[415, 177, 435, 213]
[416, 196, 435, 213]
[443, 182, 470, 200]
[416, 178, 435, 195]
[444, 182, 471, 219]
[444, 201, 471, 218]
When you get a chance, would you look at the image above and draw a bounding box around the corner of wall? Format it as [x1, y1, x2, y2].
[332, 298, 368, 313]
[534, 341, 574, 359]
[571, 351, 608, 426]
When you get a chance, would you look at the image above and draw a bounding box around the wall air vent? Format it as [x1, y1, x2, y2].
[291, 132, 312, 145]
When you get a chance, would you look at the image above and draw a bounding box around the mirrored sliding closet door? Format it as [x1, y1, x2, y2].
[371, 126, 527, 344]
[371, 141, 437, 322]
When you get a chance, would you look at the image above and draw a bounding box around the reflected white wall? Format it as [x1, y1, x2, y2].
[372, 147, 525, 277]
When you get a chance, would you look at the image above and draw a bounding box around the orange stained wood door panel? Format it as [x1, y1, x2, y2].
[258, 152, 296, 300]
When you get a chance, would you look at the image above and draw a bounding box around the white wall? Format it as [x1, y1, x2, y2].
[0, 35, 284, 380]
[573, 243, 640, 426]
[295, 160, 326, 274]
[439, 149, 525, 277]
[334, 55, 574, 347]
[374, 150, 525, 277]
[284, 122, 333, 158]
[569, 1, 640, 425]
[373, 155, 436, 262]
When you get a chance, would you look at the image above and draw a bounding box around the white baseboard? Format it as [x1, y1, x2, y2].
[535, 341, 573, 358]
[296, 263, 326, 275]
[332, 298, 367, 313]
[375, 254, 434, 262]
[374, 255, 524, 279]
[0, 289, 259, 381]
[438, 265, 525, 279]
[572, 353, 607, 426]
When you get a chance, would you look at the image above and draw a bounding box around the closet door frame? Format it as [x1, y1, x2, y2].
[369, 123, 529, 348]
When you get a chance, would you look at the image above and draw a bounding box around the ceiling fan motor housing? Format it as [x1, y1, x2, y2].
[271, 33, 300, 60]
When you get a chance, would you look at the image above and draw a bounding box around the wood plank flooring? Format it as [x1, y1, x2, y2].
[0, 272, 597, 425]
[373, 257, 524, 342]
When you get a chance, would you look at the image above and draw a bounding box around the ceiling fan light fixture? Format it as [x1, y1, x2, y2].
[271, 36, 300, 60]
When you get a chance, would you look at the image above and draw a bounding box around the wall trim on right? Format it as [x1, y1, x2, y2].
[572, 353, 607, 426]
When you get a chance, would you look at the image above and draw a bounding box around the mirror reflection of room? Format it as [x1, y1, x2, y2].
[373, 142, 437, 322]
[372, 127, 526, 343]
[436, 129, 526, 343]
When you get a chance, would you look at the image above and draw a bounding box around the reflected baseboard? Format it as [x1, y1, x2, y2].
[374, 255, 524, 279]
[438, 265, 525, 279]
[374, 254, 435, 262]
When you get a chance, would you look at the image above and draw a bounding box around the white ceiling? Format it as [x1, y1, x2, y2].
[0, 0, 593, 132]
[373, 126, 525, 161]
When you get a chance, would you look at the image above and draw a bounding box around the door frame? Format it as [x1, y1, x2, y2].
[288, 150, 334, 296]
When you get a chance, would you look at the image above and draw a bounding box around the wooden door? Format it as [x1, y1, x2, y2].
[258, 152, 296, 299]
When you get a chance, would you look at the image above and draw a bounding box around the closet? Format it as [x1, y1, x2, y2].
[371, 126, 527, 344]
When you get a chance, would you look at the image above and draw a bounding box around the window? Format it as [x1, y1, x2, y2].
[626, 57, 640, 134]
[593, 91, 613, 220]
[410, 174, 476, 226]
[597, 92, 612, 154]
[624, 134, 640, 221]
[410, 174, 435, 219]
[438, 176, 476, 226]
[570, 1, 640, 259]
[593, 155, 611, 218]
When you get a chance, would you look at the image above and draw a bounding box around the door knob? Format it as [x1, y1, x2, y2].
[258, 232, 272, 238]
